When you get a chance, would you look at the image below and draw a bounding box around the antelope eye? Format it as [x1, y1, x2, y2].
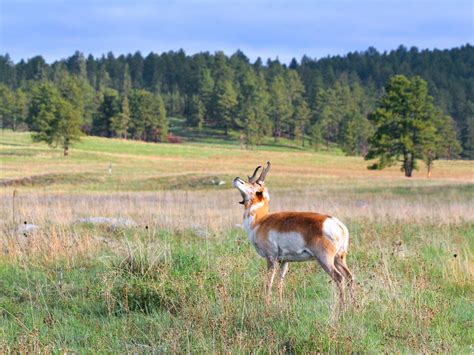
[256, 191, 263, 197]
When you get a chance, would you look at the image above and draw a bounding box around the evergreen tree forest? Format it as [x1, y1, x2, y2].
[0, 45, 472, 158]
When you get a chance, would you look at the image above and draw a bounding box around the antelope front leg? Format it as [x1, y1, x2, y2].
[265, 259, 277, 305]
[277, 261, 289, 304]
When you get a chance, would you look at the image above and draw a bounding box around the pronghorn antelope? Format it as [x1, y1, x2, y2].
[233, 162, 354, 305]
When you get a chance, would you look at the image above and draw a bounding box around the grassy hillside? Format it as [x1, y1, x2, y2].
[0, 131, 473, 352]
[1, 130, 472, 190]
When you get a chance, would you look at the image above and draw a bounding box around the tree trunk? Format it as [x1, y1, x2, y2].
[301, 124, 305, 147]
[64, 137, 69, 157]
[427, 149, 433, 178]
[404, 166, 412, 177]
[403, 152, 413, 177]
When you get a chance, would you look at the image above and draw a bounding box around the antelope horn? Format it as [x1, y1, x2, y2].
[248, 165, 262, 183]
[256, 161, 271, 184]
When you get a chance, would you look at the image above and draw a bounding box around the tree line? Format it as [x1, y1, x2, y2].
[0, 45, 472, 160]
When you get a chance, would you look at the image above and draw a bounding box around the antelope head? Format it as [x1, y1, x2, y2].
[233, 161, 271, 210]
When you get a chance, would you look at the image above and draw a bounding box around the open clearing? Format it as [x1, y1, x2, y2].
[0, 131, 473, 352]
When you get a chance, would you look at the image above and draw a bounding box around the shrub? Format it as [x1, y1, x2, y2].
[167, 133, 183, 144]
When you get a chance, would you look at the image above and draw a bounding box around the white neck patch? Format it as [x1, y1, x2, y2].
[250, 201, 265, 214]
[243, 212, 255, 234]
[263, 190, 270, 201]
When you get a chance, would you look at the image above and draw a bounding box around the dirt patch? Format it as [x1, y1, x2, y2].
[0, 173, 101, 187]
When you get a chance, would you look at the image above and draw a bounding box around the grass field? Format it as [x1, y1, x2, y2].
[1, 130, 473, 352]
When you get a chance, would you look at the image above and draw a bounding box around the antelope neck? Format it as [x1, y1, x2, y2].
[244, 200, 269, 228]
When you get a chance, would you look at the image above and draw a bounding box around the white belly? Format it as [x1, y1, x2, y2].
[267, 231, 314, 262]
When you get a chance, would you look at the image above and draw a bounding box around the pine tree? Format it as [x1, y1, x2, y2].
[433, 115, 461, 159]
[28, 82, 82, 156]
[212, 79, 237, 135]
[55, 100, 83, 156]
[96, 62, 111, 91]
[340, 111, 373, 155]
[0, 54, 16, 87]
[365, 75, 459, 177]
[153, 93, 168, 142]
[235, 70, 263, 147]
[199, 68, 214, 124]
[57, 72, 84, 117]
[213, 51, 233, 82]
[25, 56, 48, 81]
[66, 51, 87, 79]
[459, 101, 474, 159]
[164, 91, 184, 117]
[110, 95, 130, 138]
[128, 51, 144, 89]
[293, 100, 311, 146]
[128, 89, 148, 140]
[269, 75, 292, 141]
[93, 88, 121, 137]
[187, 95, 205, 130]
[422, 114, 461, 177]
[254, 72, 271, 145]
[12, 89, 28, 131]
[0, 84, 14, 129]
[235, 70, 254, 143]
[314, 87, 339, 149]
[128, 90, 167, 142]
[121, 63, 132, 94]
[310, 122, 323, 151]
[242, 105, 259, 147]
[86, 54, 97, 89]
[287, 70, 307, 140]
[76, 75, 96, 130]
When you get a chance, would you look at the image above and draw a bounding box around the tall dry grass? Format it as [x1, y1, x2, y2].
[1, 182, 472, 264]
[2, 184, 472, 231]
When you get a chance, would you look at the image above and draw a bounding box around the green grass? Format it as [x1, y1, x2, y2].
[0, 130, 473, 352]
[168, 116, 343, 153]
[1, 222, 472, 352]
[1, 130, 473, 191]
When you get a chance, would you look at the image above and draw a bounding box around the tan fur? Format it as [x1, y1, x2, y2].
[256, 212, 331, 247]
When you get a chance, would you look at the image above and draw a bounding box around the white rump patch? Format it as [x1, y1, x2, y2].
[323, 217, 349, 252]
[322, 218, 340, 242]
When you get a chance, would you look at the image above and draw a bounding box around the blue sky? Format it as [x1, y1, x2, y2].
[0, 0, 472, 63]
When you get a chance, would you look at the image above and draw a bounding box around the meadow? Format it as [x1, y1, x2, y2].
[0, 130, 473, 352]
